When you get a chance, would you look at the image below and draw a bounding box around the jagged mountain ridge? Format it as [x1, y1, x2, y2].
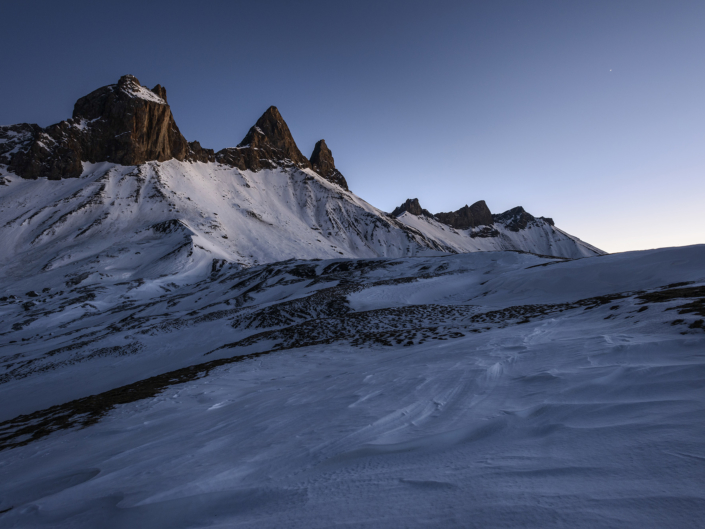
[389, 197, 600, 258]
[0, 74, 603, 286]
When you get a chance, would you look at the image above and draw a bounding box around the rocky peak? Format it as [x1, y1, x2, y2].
[435, 200, 493, 229]
[3, 78, 350, 183]
[391, 198, 433, 218]
[310, 140, 349, 190]
[5, 75, 194, 180]
[217, 106, 311, 172]
[240, 106, 310, 167]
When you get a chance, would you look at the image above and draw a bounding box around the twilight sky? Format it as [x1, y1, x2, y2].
[3, 0, 704, 253]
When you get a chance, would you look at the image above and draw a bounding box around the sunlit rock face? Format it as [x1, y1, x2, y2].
[3, 75, 199, 180]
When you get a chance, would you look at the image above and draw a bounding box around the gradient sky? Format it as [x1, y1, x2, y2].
[3, 0, 704, 253]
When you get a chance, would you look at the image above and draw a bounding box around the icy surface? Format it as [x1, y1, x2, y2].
[0, 245, 704, 527]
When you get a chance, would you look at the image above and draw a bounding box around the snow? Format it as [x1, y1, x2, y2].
[396, 210, 602, 258]
[0, 160, 701, 526]
[120, 83, 166, 105]
[0, 246, 703, 527]
[73, 118, 102, 131]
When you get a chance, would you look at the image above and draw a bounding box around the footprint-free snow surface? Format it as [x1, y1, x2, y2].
[1, 244, 704, 527]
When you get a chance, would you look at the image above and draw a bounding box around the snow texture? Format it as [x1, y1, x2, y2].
[0, 161, 701, 528]
[0, 243, 703, 527]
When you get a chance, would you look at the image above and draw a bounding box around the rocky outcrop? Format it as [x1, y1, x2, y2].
[310, 140, 348, 190]
[435, 200, 493, 229]
[0, 124, 40, 168]
[216, 106, 312, 172]
[3, 75, 205, 180]
[391, 198, 555, 236]
[391, 198, 433, 218]
[1, 78, 347, 182]
[492, 206, 536, 232]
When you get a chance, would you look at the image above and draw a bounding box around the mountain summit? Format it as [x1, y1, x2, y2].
[1, 75, 197, 180]
[0, 76, 349, 186]
[216, 106, 312, 172]
[0, 74, 604, 282]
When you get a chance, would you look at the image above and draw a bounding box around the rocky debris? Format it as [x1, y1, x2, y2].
[310, 140, 348, 190]
[4, 75, 212, 180]
[216, 106, 311, 172]
[435, 200, 494, 229]
[391, 198, 433, 218]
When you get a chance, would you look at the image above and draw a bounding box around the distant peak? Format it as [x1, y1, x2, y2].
[435, 200, 493, 229]
[391, 198, 433, 218]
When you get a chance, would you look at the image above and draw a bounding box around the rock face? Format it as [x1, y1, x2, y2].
[216, 106, 312, 172]
[310, 140, 348, 190]
[3, 75, 205, 180]
[391, 198, 433, 218]
[2, 77, 347, 183]
[435, 200, 494, 229]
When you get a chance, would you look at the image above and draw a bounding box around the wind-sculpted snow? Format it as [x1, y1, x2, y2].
[0, 246, 704, 527]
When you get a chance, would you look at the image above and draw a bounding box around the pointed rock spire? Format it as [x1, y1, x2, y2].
[217, 106, 311, 172]
[310, 139, 348, 190]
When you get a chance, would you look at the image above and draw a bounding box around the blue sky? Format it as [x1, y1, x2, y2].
[3, 0, 704, 252]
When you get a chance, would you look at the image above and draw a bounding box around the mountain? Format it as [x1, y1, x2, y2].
[0, 75, 703, 527]
[390, 198, 602, 258]
[0, 75, 602, 293]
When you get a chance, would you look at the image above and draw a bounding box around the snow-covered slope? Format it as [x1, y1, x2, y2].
[396, 209, 601, 258]
[0, 245, 703, 527]
[0, 157, 600, 297]
[0, 73, 603, 287]
[8, 74, 691, 527]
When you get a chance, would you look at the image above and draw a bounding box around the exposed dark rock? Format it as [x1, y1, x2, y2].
[493, 206, 536, 232]
[4, 75, 212, 180]
[0, 124, 41, 167]
[3, 79, 344, 183]
[187, 141, 215, 163]
[310, 140, 348, 190]
[435, 200, 493, 229]
[391, 198, 433, 218]
[216, 106, 311, 172]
